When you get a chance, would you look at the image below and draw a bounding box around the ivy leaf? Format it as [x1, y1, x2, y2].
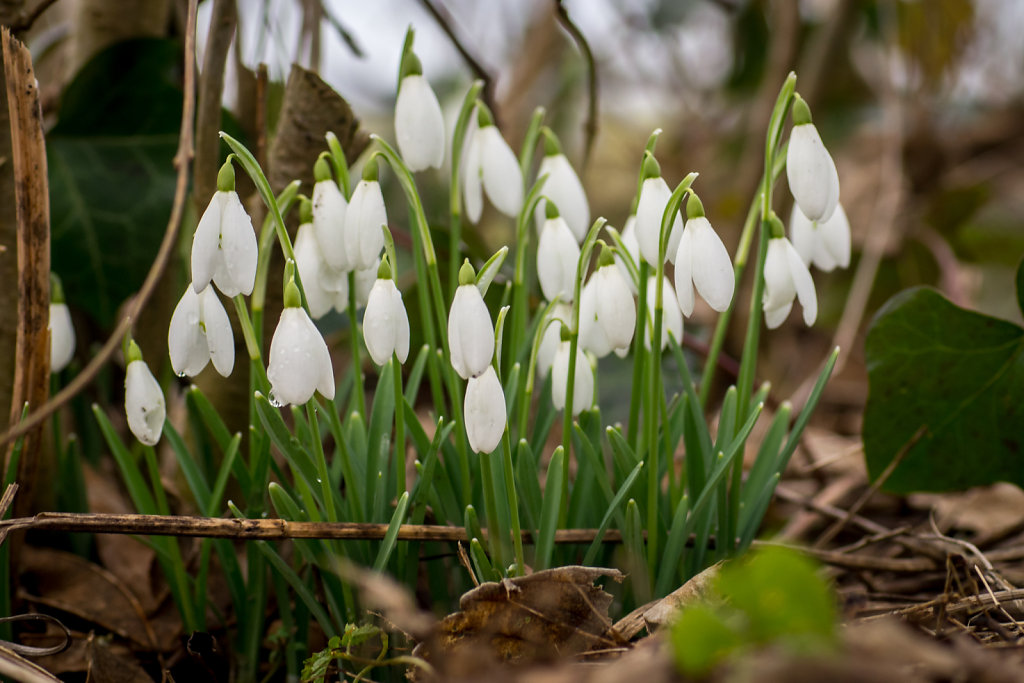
[863, 261, 1024, 493]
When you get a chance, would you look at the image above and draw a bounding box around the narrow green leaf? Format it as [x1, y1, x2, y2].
[535, 446, 565, 570]
[373, 492, 410, 571]
[582, 460, 644, 566]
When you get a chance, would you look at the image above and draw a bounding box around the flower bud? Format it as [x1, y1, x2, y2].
[448, 281, 495, 380]
[464, 365, 506, 453]
[363, 275, 411, 365]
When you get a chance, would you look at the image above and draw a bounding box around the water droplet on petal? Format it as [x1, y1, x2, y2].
[268, 391, 283, 408]
[176, 371, 187, 378]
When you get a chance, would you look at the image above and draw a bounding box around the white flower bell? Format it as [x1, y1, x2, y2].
[537, 302, 571, 378]
[635, 154, 683, 267]
[533, 133, 589, 242]
[295, 198, 348, 319]
[551, 338, 594, 416]
[763, 218, 817, 329]
[786, 96, 839, 223]
[641, 275, 683, 351]
[536, 203, 581, 303]
[168, 282, 234, 378]
[462, 105, 523, 223]
[267, 277, 336, 406]
[124, 340, 165, 446]
[790, 202, 850, 272]
[363, 259, 411, 366]
[580, 245, 636, 358]
[464, 365, 506, 453]
[191, 159, 258, 297]
[343, 160, 387, 271]
[395, 50, 445, 172]
[49, 274, 75, 373]
[448, 262, 495, 380]
[353, 265, 377, 309]
[311, 156, 351, 272]
[674, 194, 735, 316]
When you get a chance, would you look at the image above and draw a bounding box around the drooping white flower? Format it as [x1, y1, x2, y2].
[786, 96, 839, 223]
[462, 107, 523, 223]
[635, 155, 683, 266]
[537, 302, 571, 378]
[614, 215, 641, 295]
[790, 202, 850, 272]
[464, 365, 506, 453]
[49, 275, 75, 373]
[168, 283, 234, 378]
[763, 234, 817, 329]
[353, 265, 377, 309]
[294, 219, 348, 319]
[674, 195, 734, 316]
[448, 264, 495, 380]
[191, 161, 258, 297]
[536, 206, 581, 303]
[267, 280, 335, 406]
[533, 139, 589, 242]
[124, 341, 165, 446]
[363, 268, 411, 366]
[311, 160, 351, 271]
[343, 164, 387, 271]
[641, 275, 684, 351]
[580, 250, 636, 358]
[551, 341, 594, 416]
[395, 51, 445, 172]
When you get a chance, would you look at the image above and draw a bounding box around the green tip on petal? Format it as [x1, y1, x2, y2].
[314, 154, 332, 183]
[559, 323, 571, 342]
[361, 157, 380, 183]
[377, 256, 392, 280]
[641, 153, 661, 181]
[767, 213, 786, 239]
[459, 259, 476, 286]
[283, 278, 302, 308]
[400, 50, 423, 80]
[686, 193, 705, 219]
[792, 94, 812, 126]
[125, 337, 143, 364]
[596, 241, 615, 268]
[50, 272, 65, 304]
[544, 200, 560, 219]
[476, 103, 494, 128]
[299, 196, 313, 224]
[216, 157, 236, 192]
[542, 127, 561, 156]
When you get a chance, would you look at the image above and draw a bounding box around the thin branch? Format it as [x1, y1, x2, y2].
[0, 0, 200, 451]
[553, 0, 598, 169]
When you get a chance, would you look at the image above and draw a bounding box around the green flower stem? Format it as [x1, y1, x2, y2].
[392, 355, 406, 498]
[518, 299, 562, 440]
[233, 295, 263, 363]
[252, 180, 300, 321]
[518, 107, 546, 186]
[325, 131, 352, 198]
[500, 430, 525, 576]
[305, 401, 338, 524]
[509, 174, 550, 377]
[628, 262, 650, 451]
[478, 446, 506, 571]
[448, 81, 484, 297]
[347, 273, 367, 417]
[323, 397, 364, 522]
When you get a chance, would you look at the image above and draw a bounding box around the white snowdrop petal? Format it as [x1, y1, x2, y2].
[345, 180, 387, 271]
[764, 300, 793, 330]
[191, 192, 224, 294]
[462, 131, 484, 224]
[594, 265, 636, 352]
[217, 191, 258, 296]
[125, 360, 165, 445]
[786, 124, 839, 223]
[674, 225, 696, 317]
[354, 266, 376, 308]
[537, 303, 570, 378]
[393, 286, 411, 364]
[464, 366, 506, 453]
[49, 303, 76, 373]
[168, 286, 209, 377]
[536, 217, 580, 302]
[294, 224, 334, 319]
[551, 342, 593, 415]
[789, 205, 816, 267]
[479, 126, 523, 217]
[635, 177, 670, 266]
[690, 218, 735, 312]
[364, 279, 400, 366]
[579, 280, 612, 358]
[267, 308, 333, 405]
[312, 180, 350, 271]
[396, 75, 445, 172]
[821, 203, 851, 269]
[785, 239, 817, 326]
[534, 154, 590, 242]
[642, 276, 683, 351]
[448, 285, 495, 379]
[199, 286, 234, 377]
[762, 239, 796, 312]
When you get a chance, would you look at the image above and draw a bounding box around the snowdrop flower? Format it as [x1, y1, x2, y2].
[537, 302, 571, 378]
[763, 218, 817, 329]
[311, 156, 351, 272]
[551, 337, 594, 416]
[353, 265, 377, 309]
[533, 132, 589, 242]
[191, 159, 258, 297]
[641, 275, 683, 351]
[462, 105, 523, 223]
[674, 194, 734, 316]
[448, 262, 495, 380]
[786, 95, 839, 223]
[635, 154, 683, 266]
[395, 50, 445, 172]
[536, 203, 581, 303]
[614, 215, 640, 295]
[464, 366, 506, 453]
[124, 340, 165, 446]
[49, 274, 75, 373]
[363, 259, 411, 366]
[790, 202, 850, 272]
[267, 278, 335, 406]
[168, 283, 234, 378]
[343, 160, 387, 271]
[295, 198, 348, 319]
[580, 245, 636, 358]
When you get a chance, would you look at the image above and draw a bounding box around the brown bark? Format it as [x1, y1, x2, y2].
[67, 0, 172, 79]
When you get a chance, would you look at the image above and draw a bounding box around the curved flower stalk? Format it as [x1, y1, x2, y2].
[448, 261, 495, 380]
[124, 339, 165, 446]
[343, 159, 388, 271]
[580, 245, 636, 358]
[267, 276, 336, 406]
[551, 336, 594, 416]
[614, 215, 640, 294]
[295, 197, 349, 318]
[311, 155, 351, 271]
[674, 194, 734, 316]
[763, 217, 817, 329]
[786, 95, 839, 223]
[49, 273, 75, 373]
[363, 258, 411, 366]
[395, 48, 445, 172]
[635, 154, 684, 266]
[462, 104, 523, 223]
[536, 203, 581, 303]
[191, 158, 259, 297]
[168, 283, 234, 378]
[533, 130, 590, 242]
[464, 365, 506, 453]
[790, 202, 850, 272]
[641, 275, 683, 351]
[537, 302, 572, 378]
